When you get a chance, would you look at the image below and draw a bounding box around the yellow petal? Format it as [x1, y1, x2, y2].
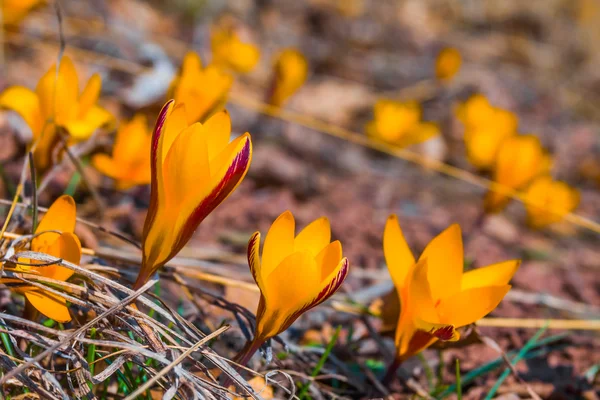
[0, 86, 42, 135]
[78, 73, 101, 117]
[409, 259, 439, 324]
[92, 154, 120, 180]
[181, 51, 203, 75]
[258, 251, 320, 337]
[35, 232, 81, 282]
[163, 123, 210, 209]
[494, 135, 549, 190]
[159, 103, 188, 165]
[25, 290, 71, 322]
[435, 47, 461, 82]
[437, 285, 511, 328]
[419, 224, 463, 301]
[33, 195, 77, 250]
[36, 56, 79, 124]
[65, 105, 113, 140]
[461, 260, 520, 291]
[294, 217, 331, 257]
[383, 214, 415, 290]
[113, 114, 150, 163]
[524, 176, 580, 228]
[261, 210, 295, 279]
[198, 110, 231, 160]
[315, 240, 342, 279]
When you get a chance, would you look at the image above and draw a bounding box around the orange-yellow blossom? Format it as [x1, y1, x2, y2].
[0, 56, 113, 172]
[237, 211, 349, 366]
[383, 215, 519, 364]
[485, 135, 551, 213]
[92, 114, 151, 190]
[2, 195, 82, 322]
[456, 94, 518, 170]
[2, 0, 42, 26]
[211, 28, 260, 74]
[267, 48, 308, 107]
[366, 100, 439, 148]
[435, 47, 461, 82]
[168, 51, 233, 124]
[524, 175, 580, 228]
[134, 101, 252, 289]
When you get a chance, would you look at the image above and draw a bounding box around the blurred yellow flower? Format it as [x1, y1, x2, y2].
[383, 215, 519, 379]
[134, 101, 252, 289]
[524, 176, 580, 228]
[457, 95, 518, 170]
[484, 135, 551, 213]
[2, 0, 42, 26]
[237, 211, 349, 366]
[435, 47, 461, 82]
[268, 48, 308, 107]
[0, 56, 113, 173]
[211, 28, 260, 74]
[92, 114, 151, 190]
[168, 51, 233, 124]
[366, 100, 439, 148]
[2, 195, 82, 322]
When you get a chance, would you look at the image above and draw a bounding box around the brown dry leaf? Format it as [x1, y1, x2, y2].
[232, 376, 273, 400]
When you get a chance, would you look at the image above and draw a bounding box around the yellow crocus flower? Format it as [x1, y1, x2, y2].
[2, 195, 82, 322]
[383, 215, 519, 380]
[168, 51, 233, 124]
[237, 211, 349, 367]
[2, 0, 42, 26]
[133, 101, 252, 289]
[0, 56, 113, 173]
[366, 100, 439, 148]
[484, 135, 551, 213]
[435, 47, 461, 82]
[457, 95, 518, 170]
[268, 48, 308, 107]
[211, 28, 260, 74]
[92, 114, 151, 190]
[524, 175, 580, 228]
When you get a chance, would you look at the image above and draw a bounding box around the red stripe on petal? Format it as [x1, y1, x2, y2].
[170, 137, 252, 259]
[429, 325, 457, 341]
[247, 231, 261, 286]
[143, 100, 174, 240]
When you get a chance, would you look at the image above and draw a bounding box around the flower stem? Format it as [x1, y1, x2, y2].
[222, 338, 264, 389]
[382, 357, 402, 386]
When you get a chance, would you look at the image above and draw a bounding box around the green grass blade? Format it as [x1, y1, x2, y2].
[297, 325, 341, 399]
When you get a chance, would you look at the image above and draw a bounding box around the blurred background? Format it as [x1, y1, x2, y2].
[1, 0, 599, 397]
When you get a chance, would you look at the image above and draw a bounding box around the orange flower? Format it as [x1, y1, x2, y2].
[2, 195, 81, 322]
[2, 0, 42, 26]
[233, 211, 349, 369]
[0, 56, 113, 173]
[133, 101, 252, 289]
[435, 47, 461, 82]
[382, 215, 519, 381]
[168, 51, 233, 124]
[211, 28, 260, 74]
[267, 49, 308, 107]
[92, 114, 151, 190]
[524, 176, 580, 228]
[484, 135, 551, 213]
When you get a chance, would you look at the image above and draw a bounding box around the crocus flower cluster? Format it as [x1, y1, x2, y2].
[1, 195, 82, 322]
[458, 94, 580, 227]
[92, 114, 152, 190]
[366, 99, 440, 148]
[0, 56, 113, 173]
